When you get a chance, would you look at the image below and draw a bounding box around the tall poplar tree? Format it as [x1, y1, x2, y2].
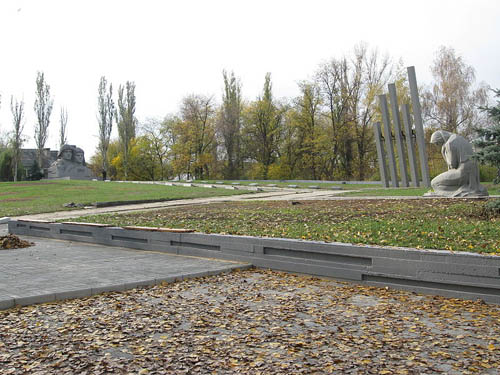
[97, 76, 115, 180]
[10, 96, 25, 181]
[242, 73, 283, 179]
[59, 107, 68, 149]
[117, 81, 136, 180]
[219, 70, 242, 179]
[33, 71, 53, 168]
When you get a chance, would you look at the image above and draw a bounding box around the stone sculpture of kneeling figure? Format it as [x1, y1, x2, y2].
[426, 130, 488, 197]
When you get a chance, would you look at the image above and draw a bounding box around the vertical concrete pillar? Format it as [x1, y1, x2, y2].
[378, 94, 399, 187]
[401, 104, 420, 187]
[373, 122, 389, 188]
[388, 83, 409, 187]
[407, 66, 431, 187]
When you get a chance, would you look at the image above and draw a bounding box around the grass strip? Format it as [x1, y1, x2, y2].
[71, 198, 500, 254]
[0, 180, 250, 216]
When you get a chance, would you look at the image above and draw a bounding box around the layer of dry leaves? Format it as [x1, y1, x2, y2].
[0, 234, 34, 250]
[78, 199, 500, 253]
[1, 269, 499, 374]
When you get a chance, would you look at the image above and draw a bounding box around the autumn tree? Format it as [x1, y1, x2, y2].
[162, 115, 185, 179]
[423, 46, 489, 138]
[59, 107, 68, 149]
[10, 96, 25, 181]
[218, 70, 242, 179]
[242, 73, 284, 179]
[117, 81, 137, 180]
[275, 106, 300, 179]
[97, 76, 114, 180]
[126, 137, 161, 181]
[141, 118, 169, 180]
[293, 81, 325, 179]
[179, 95, 216, 179]
[33, 71, 53, 168]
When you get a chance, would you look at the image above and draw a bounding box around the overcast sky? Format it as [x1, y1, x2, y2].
[0, 0, 499, 158]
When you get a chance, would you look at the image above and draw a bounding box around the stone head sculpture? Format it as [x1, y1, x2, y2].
[430, 130, 452, 147]
[74, 147, 86, 165]
[58, 144, 74, 161]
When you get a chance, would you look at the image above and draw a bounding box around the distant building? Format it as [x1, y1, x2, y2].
[20, 148, 58, 178]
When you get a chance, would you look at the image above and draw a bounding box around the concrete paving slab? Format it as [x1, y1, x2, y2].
[0, 226, 250, 310]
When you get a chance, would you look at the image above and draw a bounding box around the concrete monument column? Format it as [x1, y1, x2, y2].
[408, 66, 431, 187]
[374, 122, 389, 187]
[401, 104, 420, 187]
[379, 94, 399, 187]
[388, 83, 409, 187]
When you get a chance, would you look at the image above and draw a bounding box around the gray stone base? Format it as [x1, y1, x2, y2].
[8, 220, 500, 304]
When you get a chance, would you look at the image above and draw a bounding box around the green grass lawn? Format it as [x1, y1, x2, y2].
[73, 199, 500, 254]
[0, 180, 250, 217]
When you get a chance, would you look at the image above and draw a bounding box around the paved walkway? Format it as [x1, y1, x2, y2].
[0, 224, 249, 310]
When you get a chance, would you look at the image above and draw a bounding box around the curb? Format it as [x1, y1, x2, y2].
[8, 220, 500, 304]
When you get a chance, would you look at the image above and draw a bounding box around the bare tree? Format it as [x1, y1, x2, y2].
[315, 57, 351, 178]
[313, 44, 397, 180]
[351, 45, 397, 180]
[97, 76, 114, 180]
[423, 46, 489, 138]
[33, 71, 53, 168]
[117, 81, 136, 180]
[59, 107, 68, 149]
[10, 96, 25, 181]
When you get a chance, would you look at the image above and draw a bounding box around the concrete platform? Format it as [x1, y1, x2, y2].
[0, 225, 250, 310]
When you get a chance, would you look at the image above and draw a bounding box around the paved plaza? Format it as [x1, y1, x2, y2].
[0, 224, 249, 310]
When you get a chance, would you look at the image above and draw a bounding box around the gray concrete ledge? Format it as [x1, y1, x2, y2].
[9, 220, 500, 304]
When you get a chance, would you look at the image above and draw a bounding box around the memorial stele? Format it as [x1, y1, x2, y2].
[373, 66, 488, 198]
[47, 145, 93, 180]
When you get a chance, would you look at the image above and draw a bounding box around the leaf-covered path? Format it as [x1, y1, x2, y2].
[1, 269, 499, 374]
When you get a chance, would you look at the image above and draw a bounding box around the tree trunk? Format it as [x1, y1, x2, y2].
[13, 160, 18, 182]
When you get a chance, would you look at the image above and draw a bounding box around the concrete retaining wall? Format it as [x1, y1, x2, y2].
[9, 219, 500, 304]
